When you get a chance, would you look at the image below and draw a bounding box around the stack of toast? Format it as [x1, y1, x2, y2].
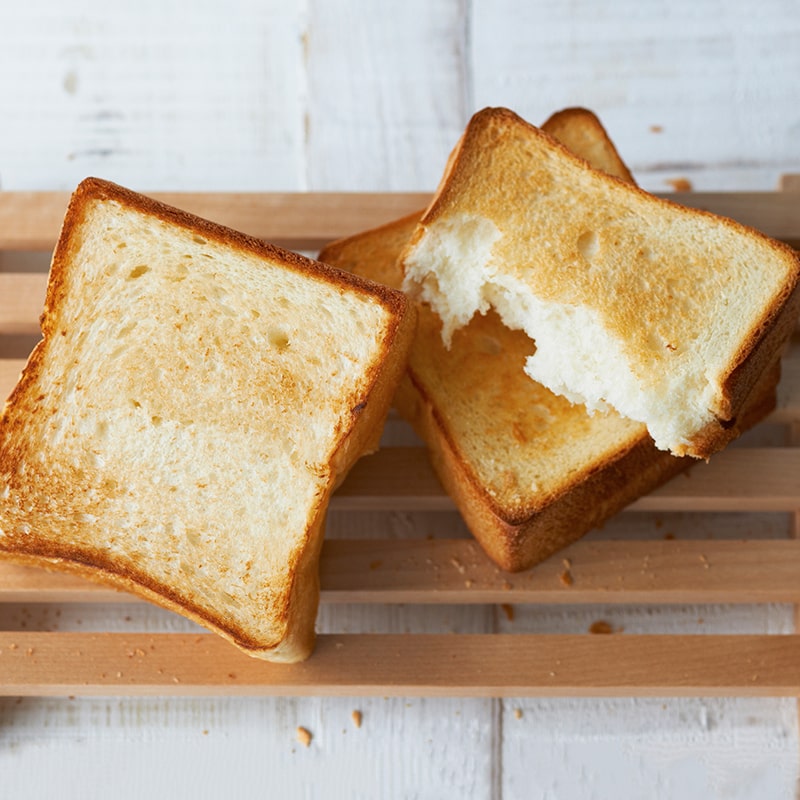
[321, 106, 798, 572]
[0, 108, 797, 661]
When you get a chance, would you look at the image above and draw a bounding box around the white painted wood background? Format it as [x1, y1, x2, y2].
[1, 1, 799, 797]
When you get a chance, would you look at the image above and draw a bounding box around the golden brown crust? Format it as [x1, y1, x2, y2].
[68, 178, 411, 321]
[542, 107, 636, 184]
[411, 108, 800, 457]
[0, 178, 415, 662]
[397, 356, 778, 571]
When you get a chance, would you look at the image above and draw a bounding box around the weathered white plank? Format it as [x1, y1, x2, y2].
[304, 0, 470, 190]
[0, 2, 306, 191]
[471, 0, 800, 192]
[497, 602, 797, 798]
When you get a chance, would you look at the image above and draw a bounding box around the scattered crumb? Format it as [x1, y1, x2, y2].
[562, 558, 572, 570]
[559, 569, 574, 588]
[369, 560, 382, 570]
[697, 617, 705, 625]
[351, 710, 363, 729]
[654, 517, 663, 528]
[665, 177, 693, 192]
[500, 603, 515, 622]
[450, 557, 466, 575]
[464, 579, 473, 588]
[650, 124, 663, 133]
[501, 580, 512, 591]
[202, 729, 209, 735]
[25, 647, 34, 656]
[513, 708, 523, 720]
[296, 726, 313, 747]
[664, 532, 675, 540]
[699, 554, 710, 569]
[588, 620, 614, 635]
[227, 672, 237, 680]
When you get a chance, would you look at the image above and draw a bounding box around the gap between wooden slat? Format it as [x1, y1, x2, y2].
[2, 539, 800, 605]
[0, 632, 798, 697]
[1, 191, 799, 251]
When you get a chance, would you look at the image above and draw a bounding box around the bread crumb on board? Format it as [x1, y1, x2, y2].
[513, 708, 523, 720]
[664, 176, 693, 192]
[559, 557, 574, 587]
[351, 710, 363, 728]
[500, 603, 515, 622]
[588, 620, 614, 635]
[296, 726, 313, 747]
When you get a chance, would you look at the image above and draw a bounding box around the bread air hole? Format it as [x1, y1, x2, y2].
[577, 230, 599, 260]
[269, 328, 290, 351]
[128, 264, 150, 279]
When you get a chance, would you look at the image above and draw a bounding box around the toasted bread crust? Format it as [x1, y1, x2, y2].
[542, 107, 636, 185]
[408, 107, 800, 458]
[0, 178, 415, 662]
[397, 355, 778, 571]
[62, 178, 412, 323]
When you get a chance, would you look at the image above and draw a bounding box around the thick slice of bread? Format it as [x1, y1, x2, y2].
[400, 107, 800, 458]
[0, 177, 415, 662]
[320, 108, 781, 571]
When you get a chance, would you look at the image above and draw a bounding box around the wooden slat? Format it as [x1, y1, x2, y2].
[1, 191, 799, 251]
[0, 191, 431, 252]
[3, 539, 800, 606]
[0, 631, 798, 697]
[333, 447, 800, 512]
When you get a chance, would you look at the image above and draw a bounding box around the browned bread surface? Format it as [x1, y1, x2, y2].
[400, 107, 800, 458]
[0, 177, 415, 661]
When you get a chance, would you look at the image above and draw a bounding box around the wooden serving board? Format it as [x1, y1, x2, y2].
[0, 191, 798, 697]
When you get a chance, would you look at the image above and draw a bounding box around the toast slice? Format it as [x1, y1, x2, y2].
[319, 108, 780, 571]
[0, 177, 415, 662]
[400, 107, 800, 458]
